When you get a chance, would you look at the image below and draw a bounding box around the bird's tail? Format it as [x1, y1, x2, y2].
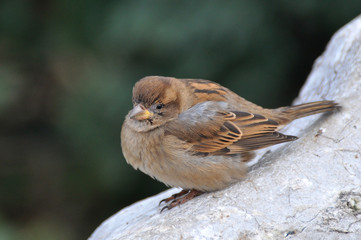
[278, 100, 339, 120]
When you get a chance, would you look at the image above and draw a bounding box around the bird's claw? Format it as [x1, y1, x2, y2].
[159, 189, 203, 212]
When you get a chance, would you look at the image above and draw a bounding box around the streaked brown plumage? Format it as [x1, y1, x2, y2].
[121, 76, 338, 210]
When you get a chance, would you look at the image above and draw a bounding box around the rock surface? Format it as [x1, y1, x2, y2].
[89, 15, 361, 240]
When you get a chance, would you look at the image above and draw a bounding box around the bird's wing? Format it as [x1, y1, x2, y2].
[164, 101, 297, 158]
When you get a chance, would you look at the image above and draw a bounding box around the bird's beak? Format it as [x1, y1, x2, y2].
[129, 104, 153, 120]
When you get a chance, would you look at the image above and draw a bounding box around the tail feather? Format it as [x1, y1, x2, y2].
[278, 100, 339, 120]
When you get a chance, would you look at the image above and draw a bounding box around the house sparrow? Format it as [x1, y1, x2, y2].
[121, 76, 338, 211]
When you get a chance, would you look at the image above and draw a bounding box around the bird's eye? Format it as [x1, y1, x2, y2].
[156, 103, 164, 110]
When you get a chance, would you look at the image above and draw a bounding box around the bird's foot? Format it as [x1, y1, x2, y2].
[159, 189, 189, 205]
[160, 189, 203, 212]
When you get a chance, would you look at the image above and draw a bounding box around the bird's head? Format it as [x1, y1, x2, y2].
[126, 76, 184, 132]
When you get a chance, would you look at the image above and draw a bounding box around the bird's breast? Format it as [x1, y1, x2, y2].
[121, 122, 166, 173]
[121, 121, 247, 191]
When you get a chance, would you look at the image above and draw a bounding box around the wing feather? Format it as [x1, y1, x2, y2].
[165, 101, 297, 157]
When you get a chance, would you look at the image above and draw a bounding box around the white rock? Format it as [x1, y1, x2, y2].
[89, 15, 361, 240]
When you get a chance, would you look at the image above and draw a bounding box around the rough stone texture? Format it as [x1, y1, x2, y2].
[89, 15, 361, 240]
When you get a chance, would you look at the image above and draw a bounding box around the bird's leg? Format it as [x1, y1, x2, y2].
[160, 189, 204, 212]
[159, 189, 189, 206]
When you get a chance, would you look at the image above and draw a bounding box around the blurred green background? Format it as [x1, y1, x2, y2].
[0, 1, 360, 239]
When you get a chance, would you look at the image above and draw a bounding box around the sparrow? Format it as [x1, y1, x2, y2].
[121, 76, 338, 211]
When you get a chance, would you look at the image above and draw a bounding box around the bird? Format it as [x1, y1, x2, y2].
[120, 76, 338, 211]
